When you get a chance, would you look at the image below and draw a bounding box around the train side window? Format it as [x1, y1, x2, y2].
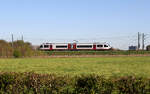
[77, 45, 92, 48]
[56, 46, 68, 48]
[104, 45, 108, 47]
[44, 45, 49, 48]
[97, 45, 103, 47]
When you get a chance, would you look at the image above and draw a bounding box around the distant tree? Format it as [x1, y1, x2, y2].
[0, 39, 39, 58]
[12, 40, 34, 57]
[0, 40, 13, 57]
[13, 49, 22, 58]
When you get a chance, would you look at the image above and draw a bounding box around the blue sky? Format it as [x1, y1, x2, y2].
[0, 0, 150, 49]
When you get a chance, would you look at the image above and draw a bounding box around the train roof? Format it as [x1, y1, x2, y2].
[41, 42, 109, 45]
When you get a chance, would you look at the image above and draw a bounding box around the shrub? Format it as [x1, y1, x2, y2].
[115, 76, 150, 94]
[0, 73, 15, 93]
[74, 75, 100, 94]
[74, 75, 113, 94]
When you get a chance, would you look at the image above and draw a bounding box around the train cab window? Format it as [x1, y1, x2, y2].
[97, 45, 103, 47]
[56, 46, 67, 48]
[104, 45, 108, 47]
[44, 45, 49, 48]
[40, 45, 43, 48]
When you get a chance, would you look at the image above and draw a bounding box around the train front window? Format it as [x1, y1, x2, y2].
[44, 45, 49, 48]
[40, 45, 43, 48]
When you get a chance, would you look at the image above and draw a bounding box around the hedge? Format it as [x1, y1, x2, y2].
[0, 73, 150, 94]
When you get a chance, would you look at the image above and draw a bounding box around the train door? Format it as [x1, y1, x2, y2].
[50, 45, 53, 50]
[68, 44, 71, 50]
[68, 43, 76, 50]
[93, 44, 96, 50]
[73, 43, 76, 50]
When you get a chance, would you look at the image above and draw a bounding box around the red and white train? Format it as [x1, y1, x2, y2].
[39, 42, 112, 51]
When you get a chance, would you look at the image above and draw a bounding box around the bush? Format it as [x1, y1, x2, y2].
[115, 76, 150, 94]
[74, 75, 113, 94]
[0, 73, 16, 94]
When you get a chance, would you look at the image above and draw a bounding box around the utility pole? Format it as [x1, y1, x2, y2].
[138, 32, 141, 50]
[142, 33, 146, 50]
[11, 34, 14, 47]
[21, 35, 23, 41]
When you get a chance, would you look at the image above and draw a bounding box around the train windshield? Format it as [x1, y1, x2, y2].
[40, 45, 43, 48]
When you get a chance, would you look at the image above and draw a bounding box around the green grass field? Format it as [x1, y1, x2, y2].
[46, 51, 150, 56]
[0, 56, 150, 77]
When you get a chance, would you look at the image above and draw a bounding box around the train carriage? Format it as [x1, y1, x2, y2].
[39, 42, 111, 51]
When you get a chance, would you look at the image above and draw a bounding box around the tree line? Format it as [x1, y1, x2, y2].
[0, 39, 150, 58]
[0, 40, 36, 58]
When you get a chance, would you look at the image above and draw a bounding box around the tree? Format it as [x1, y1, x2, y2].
[12, 40, 34, 57]
[0, 40, 13, 57]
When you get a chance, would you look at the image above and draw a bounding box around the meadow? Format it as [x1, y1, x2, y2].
[0, 56, 150, 77]
[46, 50, 150, 56]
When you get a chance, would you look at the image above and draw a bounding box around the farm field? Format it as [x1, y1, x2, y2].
[0, 56, 150, 77]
